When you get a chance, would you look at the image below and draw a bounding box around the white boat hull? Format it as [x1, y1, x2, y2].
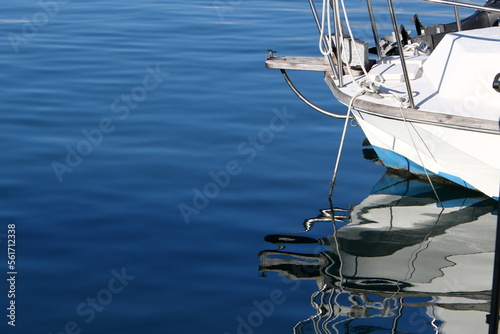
[266, 21, 500, 199]
[352, 109, 500, 199]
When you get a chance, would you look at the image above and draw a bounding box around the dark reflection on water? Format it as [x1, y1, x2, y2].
[260, 171, 498, 333]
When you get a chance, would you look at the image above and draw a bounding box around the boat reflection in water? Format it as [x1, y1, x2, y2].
[260, 171, 498, 333]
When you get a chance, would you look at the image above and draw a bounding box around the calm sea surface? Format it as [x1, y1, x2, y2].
[0, 1, 498, 333]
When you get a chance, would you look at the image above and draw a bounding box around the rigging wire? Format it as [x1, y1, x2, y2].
[328, 91, 364, 199]
[325, 92, 365, 298]
[279, 69, 352, 119]
[391, 297, 404, 334]
[292, 284, 329, 334]
[322, 291, 336, 334]
[398, 105, 444, 208]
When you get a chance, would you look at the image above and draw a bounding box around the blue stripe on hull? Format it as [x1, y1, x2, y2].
[369, 146, 500, 200]
[371, 146, 427, 175]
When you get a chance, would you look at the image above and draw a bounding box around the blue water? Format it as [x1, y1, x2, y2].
[0, 1, 496, 333]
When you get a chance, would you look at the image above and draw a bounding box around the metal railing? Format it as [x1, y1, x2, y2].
[387, 0, 416, 108]
[423, 0, 500, 14]
[315, 0, 500, 109]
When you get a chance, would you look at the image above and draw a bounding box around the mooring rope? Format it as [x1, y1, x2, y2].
[328, 91, 364, 199]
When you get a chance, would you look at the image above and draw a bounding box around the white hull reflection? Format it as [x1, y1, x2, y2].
[260, 172, 498, 333]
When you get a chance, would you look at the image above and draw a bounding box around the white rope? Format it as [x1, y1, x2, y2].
[403, 42, 431, 56]
[319, 0, 333, 56]
[332, 0, 380, 94]
[317, 0, 419, 104]
[331, 0, 367, 91]
[339, 0, 370, 78]
[316, 0, 371, 92]
[380, 91, 411, 107]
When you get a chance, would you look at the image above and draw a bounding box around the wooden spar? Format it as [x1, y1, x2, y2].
[265, 56, 331, 72]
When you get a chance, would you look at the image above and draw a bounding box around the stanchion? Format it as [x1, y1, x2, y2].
[488, 191, 500, 334]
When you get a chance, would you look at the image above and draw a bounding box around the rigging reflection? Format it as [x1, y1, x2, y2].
[260, 171, 498, 334]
